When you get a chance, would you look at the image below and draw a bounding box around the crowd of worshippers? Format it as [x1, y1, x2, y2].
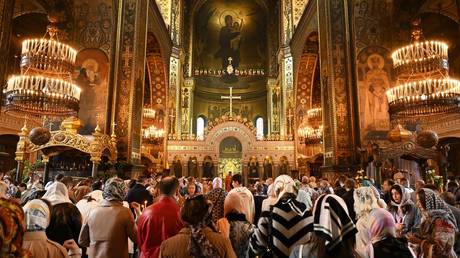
[1, 171, 460, 258]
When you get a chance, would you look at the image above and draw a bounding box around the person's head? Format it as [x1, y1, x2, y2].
[18, 183, 27, 192]
[228, 171, 232, 176]
[0, 198, 29, 257]
[273, 175, 297, 202]
[447, 181, 458, 194]
[354, 187, 379, 219]
[224, 190, 246, 218]
[3, 176, 12, 186]
[212, 177, 222, 189]
[42, 181, 71, 205]
[74, 186, 91, 202]
[137, 175, 151, 187]
[233, 21, 239, 28]
[390, 184, 404, 204]
[231, 174, 242, 188]
[344, 178, 356, 191]
[224, 15, 233, 26]
[159, 176, 179, 196]
[54, 173, 64, 182]
[256, 183, 264, 195]
[301, 176, 309, 185]
[181, 195, 212, 225]
[382, 179, 395, 193]
[440, 191, 456, 206]
[61, 176, 74, 190]
[415, 179, 425, 191]
[368, 208, 396, 243]
[91, 181, 103, 191]
[400, 177, 409, 188]
[266, 177, 273, 185]
[102, 177, 127, 202]
[187, 183, 197, 196]
[23, 198, 52, 232]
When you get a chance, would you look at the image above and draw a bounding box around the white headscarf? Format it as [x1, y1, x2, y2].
[212, 177, 222, 189]
[228, 187, 255, 223]
[274, 175, 297, 203]
[42, 181, 72, 205]
[296, 189, 313, 211]
[23, 199, 51, 231]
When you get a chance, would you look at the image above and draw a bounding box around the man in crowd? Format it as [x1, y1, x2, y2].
[137, 176, 183, 258]
[382, 179, 395, 204]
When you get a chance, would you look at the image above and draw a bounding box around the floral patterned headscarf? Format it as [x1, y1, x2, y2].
[103, 177, 127, 202]
[0, 198, 31, 258]
[419, 188, 457, 228]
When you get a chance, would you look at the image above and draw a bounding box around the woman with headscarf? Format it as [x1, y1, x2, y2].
[43, 181, 83, 247]
[296, 189, 313, 211]
[289, 194, 358, 258]
[354, 187, 381, 257]
[207, 177, 228, 223]
[406, 188, 457, 258]
[160, 194, 236, 257]
[22, 199, 76, 258]
[363, 208, 415, 258]
[387, 184, 420, 236]
[0, 198, 31, 258]
[251, 175, 313, 258]
[217, 190, 254, 257]
[78, 177, 138, 258]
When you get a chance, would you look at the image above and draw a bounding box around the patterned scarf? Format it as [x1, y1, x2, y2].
[103, 177, 127, 202]
[420, 188, 457, 228]
[187, 199, 220, 258]
[313, 194, 357, 251]
[23, 199, 50, 232]
[0, 198, 31, 258]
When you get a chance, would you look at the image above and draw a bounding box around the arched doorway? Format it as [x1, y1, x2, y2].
[218, 137, 242, 177]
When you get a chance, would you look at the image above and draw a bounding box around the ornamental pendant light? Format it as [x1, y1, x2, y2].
[3, 22, 80, 117]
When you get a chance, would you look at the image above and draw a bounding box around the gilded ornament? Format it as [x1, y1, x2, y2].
[387, 124, 413, 143]
[416, 130, 439, 148]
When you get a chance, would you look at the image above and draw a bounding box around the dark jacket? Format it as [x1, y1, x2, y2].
[46, 203, 82, 246]
[341, 189, 356, 222]
[373, 237, 414, 258]
[126, 183, 153, 206]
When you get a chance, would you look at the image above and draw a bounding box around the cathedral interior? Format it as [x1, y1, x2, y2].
[0, 0, 460, 184]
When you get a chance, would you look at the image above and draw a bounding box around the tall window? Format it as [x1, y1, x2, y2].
[256, 117, 264, 140]
[196, 117, 205, 140]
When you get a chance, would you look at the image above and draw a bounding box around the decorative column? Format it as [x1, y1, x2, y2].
[111, 0, 149, 163]
[279, 0, 295, 140]
[168, 47, 182, 139]
[267, 78, 279, 136]
[181, 77, 194, 139]
[0, 0, 14, 97]
[318, 0, 360, 176]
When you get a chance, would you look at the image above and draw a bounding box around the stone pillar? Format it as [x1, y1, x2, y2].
[169, 47, 182, 139]
[111, 0, 149, 163]
[279, 0, 294, 140]
[266, 78, 277, 136]
[318, 0, 360, 176]
[181, 77, 194, 138]
[0, 0, 14, 96]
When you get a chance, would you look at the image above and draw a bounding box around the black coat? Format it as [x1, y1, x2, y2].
[341, 189, 356, 222]
[46, 203, 82, 246]
[125, 183, 153, 206]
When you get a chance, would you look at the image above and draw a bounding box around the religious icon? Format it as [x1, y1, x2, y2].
[215, 15, 243, 70]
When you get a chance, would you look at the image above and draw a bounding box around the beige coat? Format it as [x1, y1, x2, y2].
[160, 227, 236, 258]
[79, 200, 138, 258]
[23, 231, 68, 258]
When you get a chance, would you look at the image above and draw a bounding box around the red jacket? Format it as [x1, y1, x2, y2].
[137, 196, 184, 258]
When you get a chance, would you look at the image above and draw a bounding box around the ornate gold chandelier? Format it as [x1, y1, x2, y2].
[298, 107, 323, 145]
[142, 125, 165, 144]
[3, 25, 81, 117]
[386, 19, 460, 122]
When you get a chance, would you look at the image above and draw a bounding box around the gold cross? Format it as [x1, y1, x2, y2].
[221, 87, 241, 117]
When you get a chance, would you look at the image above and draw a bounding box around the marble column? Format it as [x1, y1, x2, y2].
[0, 0, 14, 94]
[110, 0, 148, 163]
[181, 77, 194, 138]
[318, 0, 360, 175]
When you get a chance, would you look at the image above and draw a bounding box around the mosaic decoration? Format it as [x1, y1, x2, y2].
[155, 0, 171, 27]
[293, 0, 309, 28]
